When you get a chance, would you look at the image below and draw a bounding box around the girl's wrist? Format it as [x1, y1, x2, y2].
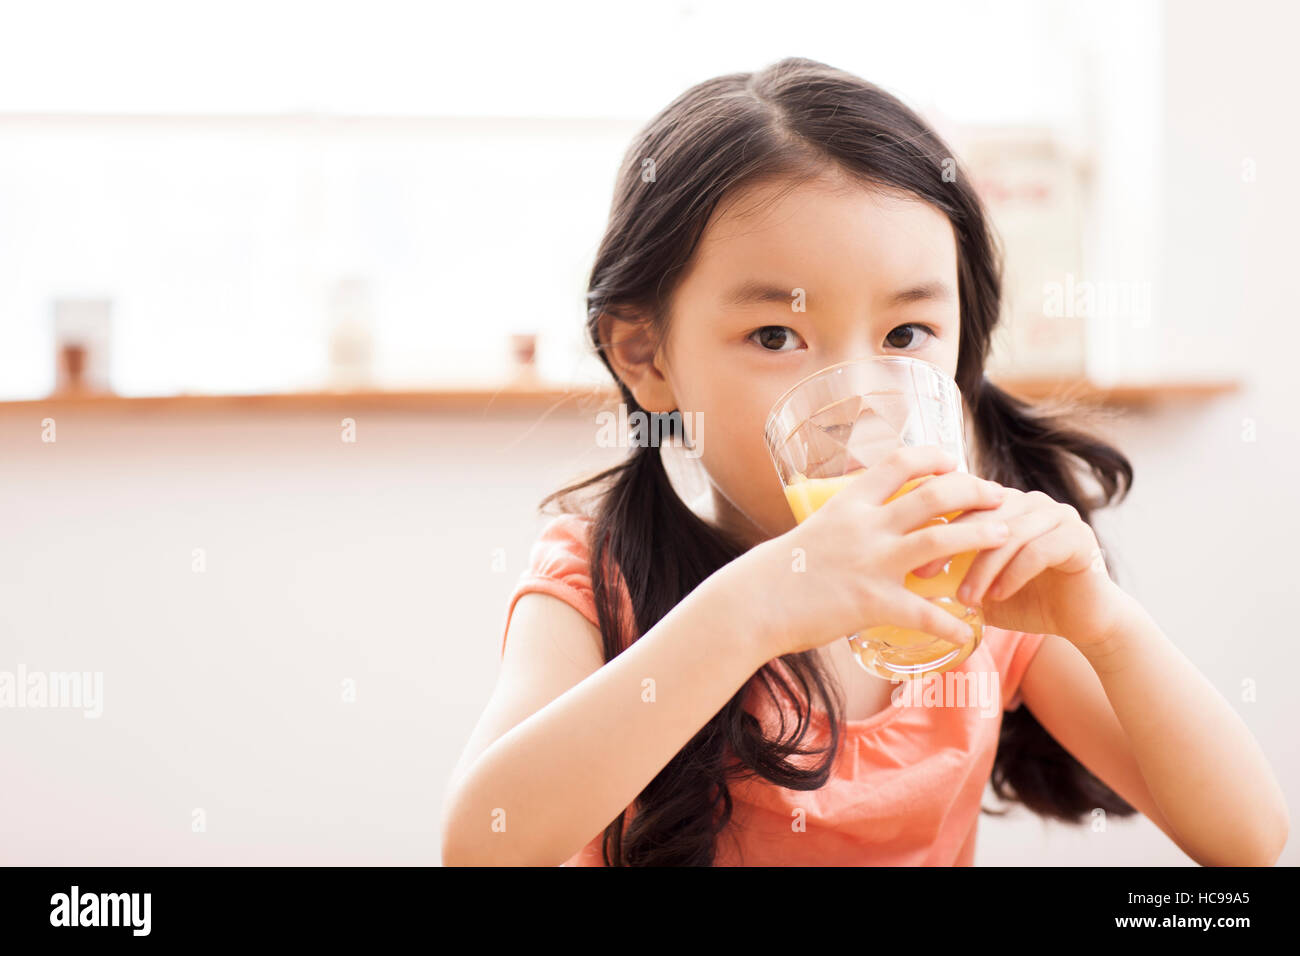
[711, 539, 801, 666]
[1072, 585, 1150, 674]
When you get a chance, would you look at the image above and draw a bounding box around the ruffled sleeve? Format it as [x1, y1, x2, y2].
[499, 513, 598, 659]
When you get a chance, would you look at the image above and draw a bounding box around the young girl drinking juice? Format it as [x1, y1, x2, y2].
[441, 58, 1287, 866]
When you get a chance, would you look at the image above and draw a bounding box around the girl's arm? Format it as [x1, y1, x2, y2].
[440, 567, 776, 867]
[1020, 589, 1289, 866]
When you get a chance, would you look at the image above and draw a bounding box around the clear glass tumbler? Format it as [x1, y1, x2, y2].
[763, 356, 983, 680]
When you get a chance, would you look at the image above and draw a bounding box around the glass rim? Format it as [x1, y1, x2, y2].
[762, 355, 951, 448]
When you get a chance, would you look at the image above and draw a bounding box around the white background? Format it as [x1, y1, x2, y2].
[0, 0, 1179, 398]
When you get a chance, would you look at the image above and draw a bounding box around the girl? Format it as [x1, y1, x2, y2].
[441, 57, 1288, 866]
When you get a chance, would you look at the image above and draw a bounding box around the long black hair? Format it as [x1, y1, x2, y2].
[540, 56, 1137, 865]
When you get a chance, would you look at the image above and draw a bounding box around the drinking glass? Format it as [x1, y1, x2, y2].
[763, 356, 983, 680]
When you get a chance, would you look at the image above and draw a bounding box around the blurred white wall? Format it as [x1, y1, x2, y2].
[0, 405, 622, 864]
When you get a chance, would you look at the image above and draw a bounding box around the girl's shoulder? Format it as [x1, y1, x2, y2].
[527, 510, 597, 571]
[499, 511, 602, 659]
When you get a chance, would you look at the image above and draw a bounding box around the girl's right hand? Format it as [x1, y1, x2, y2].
[734, 444, 1012, 660]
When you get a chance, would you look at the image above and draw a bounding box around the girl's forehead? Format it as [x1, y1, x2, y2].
[692, 181, 957, 284]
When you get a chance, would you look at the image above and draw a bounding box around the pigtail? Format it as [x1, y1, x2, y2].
[970, 378, 1139, 821]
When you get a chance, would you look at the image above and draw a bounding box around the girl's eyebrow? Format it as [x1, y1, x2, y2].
[721, 278, 956, 308]
[721, 280, 801, 307]
[887, 280, 956, 305]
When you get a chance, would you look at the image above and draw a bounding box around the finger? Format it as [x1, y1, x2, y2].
[984, 524, 1092, 602]
[912, 557, 946, 578]
[957, 508, 1062, 606]
[894, 517, 1011, 572]
[912, 549, 953, 579]
[843, 444, 960, 507]
[912, 489, 1027, 576]
[913, 552, 961, 578]
[877, 590, 976, 648]
[883, 470, 1007, 534]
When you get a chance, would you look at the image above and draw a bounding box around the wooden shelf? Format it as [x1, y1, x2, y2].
[0, 383, 621, 414]
[992, 377, 1242, 406]
[0, 377, 1242, 413]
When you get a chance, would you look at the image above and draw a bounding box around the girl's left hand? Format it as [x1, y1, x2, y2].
[911, 482, 1127, 648]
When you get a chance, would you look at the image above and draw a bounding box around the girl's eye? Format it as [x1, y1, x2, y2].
[748, 326, 805, 352]
[884, 323, 936, 351]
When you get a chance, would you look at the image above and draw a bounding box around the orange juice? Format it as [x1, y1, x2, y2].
[783, 469, 982, 679]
